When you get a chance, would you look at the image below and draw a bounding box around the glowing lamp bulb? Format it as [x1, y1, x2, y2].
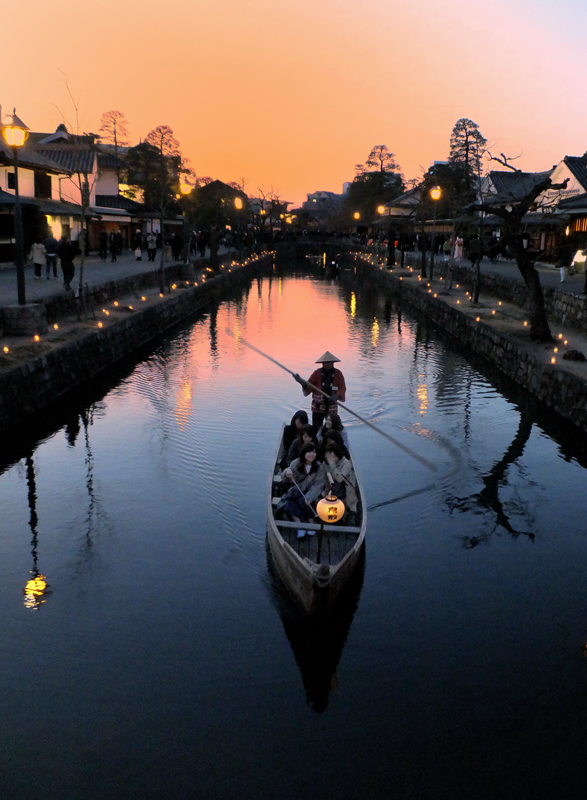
[524, 321, 528, 326]
[53, 324, 58, 330]
[554, 348, 558, 353]
[98, 322, 103, 328]
[551, 357, 556, 364]
[3, 346, 9, 353]
[34, 335, 40, 341]
[316, 493, 345, 524]
[142, 296, 146, 300]
[114, 301, 119, 307]
[476, 317, 480, 321]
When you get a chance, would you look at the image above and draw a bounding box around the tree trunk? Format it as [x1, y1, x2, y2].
[77, 219, 87, 320]
[516, 250, 553, 342]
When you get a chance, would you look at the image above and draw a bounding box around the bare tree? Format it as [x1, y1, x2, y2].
[145, 125, 182, 292]
[51, 77, 100, 317]
[98, 110, 130, 154]
[472, 153, 569, 342]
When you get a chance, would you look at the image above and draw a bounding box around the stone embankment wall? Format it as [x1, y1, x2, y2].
[403, 251, 587, 333]
[363, 260, 587, 434]
[0, 256, 271, 434]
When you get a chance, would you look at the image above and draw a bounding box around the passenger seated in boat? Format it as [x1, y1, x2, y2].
[283, 410, 308, 454]
[286, 424, 318, 465]
[317, 413, 349, 449]
[322, 441, 358, 518]
[281, 443, 326, 527]
[320, 428, 350, 460]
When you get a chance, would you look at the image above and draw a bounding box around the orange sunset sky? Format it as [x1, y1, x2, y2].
[4, 0, 586, 206]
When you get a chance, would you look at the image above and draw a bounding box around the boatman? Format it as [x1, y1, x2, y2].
[293, 351, 347, 429]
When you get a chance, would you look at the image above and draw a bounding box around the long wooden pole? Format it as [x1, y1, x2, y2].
[225, 329, 437, 473]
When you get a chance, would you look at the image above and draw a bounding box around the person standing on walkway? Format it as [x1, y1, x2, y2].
[44, 233, 59, 278]
[29, 237, 46, 280]
[57, 235, 75, 290]
[133, 228, 143, 261]
[293, 351, 347, 429]
[108, 231, 118, 262]
[558, 241, 573, 283]
[469, 235, 483, 268]
[454, 236, 464, 261]
[146, 231, 157, 261]
[99, 231, 108, 262]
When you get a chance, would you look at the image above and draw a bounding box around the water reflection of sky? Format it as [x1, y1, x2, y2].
[1, 270, 587, 798]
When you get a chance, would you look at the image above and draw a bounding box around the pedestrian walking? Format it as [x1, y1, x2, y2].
[29, 237, 46, 280]
[44, 233, 59, 278]
[57, 235, 76, 290]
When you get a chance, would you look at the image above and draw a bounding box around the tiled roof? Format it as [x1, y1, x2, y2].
[0, 187, 37, 207]
[33, 145, 96, 174]
[558, 191, 587, 211]
[94, 194, 144, 211]
[0, 141, 70, 173]
[563, 156, 587, 191]
[98, 153, 127, 169]
[487, 170, 552, 200]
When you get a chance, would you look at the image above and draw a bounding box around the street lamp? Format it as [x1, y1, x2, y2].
[377, 205, 385, 260]
[2, 110, 29, 305]
[234, 196, 244, 262]
[429, 185, 441, 281]
[179, 182, 192, 264]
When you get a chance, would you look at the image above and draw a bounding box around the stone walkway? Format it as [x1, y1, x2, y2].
[400, 252, 587, 296]
[0, 247, 235, 310]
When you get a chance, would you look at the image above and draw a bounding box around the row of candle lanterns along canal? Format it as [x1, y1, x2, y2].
[354, 252, 573, 366]
[3, 251, 275, 352]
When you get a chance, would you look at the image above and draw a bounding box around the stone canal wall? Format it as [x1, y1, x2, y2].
[0, 256, 271, 434]
[363, 260, 587, 434]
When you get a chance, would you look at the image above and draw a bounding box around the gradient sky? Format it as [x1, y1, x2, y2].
[4, 0, 587, 206]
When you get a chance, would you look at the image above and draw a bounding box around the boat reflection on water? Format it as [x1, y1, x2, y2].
[266, 540, 365, 713]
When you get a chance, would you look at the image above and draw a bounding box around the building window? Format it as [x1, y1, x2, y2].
[34, 172, 52, 199]
[7, 172, 15, 190]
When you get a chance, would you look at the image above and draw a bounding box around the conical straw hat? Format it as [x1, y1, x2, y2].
[315, 351, 340, 363]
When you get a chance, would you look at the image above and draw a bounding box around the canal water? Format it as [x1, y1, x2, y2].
[2, 264, 587, 799]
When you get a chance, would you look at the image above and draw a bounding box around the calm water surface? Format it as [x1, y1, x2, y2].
[2, 266, 587, 799]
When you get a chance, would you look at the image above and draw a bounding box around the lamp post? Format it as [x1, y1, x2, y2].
[2, 111, 29, 305]
[234, 196, 244, 263]
[429, 185, 441, 281]
[179, 182, 192, 265]
[377, 205, 385, 261]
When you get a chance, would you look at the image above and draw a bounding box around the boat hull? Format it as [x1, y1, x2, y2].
[267, 426, 367, 615]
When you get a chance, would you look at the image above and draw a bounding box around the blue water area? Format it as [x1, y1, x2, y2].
[1, 266, 587, 799]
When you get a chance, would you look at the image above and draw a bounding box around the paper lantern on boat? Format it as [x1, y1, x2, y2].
[317, 493, 345, 524]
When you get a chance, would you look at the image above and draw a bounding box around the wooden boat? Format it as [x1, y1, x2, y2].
[267, 426, 367, 615]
